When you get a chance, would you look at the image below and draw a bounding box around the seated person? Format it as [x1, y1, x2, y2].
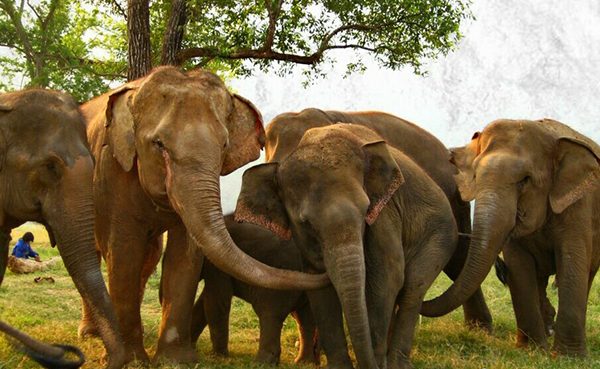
[12, 232, 41, 262]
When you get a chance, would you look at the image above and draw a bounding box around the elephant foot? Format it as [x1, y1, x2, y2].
[323, 356, 353, 369]
[78, 319, 100, 338]
[154, 344, 198, 364]
[101, 346, 147, 368]
[102, 348, 130, 369]
[294, 351, 320, 365]
[462, 292, 493, 333]
[256, 349, 281, 365]
[515, 330, 548, 351]
[552, 339, 587, 357]
[388, 353, 413, 369]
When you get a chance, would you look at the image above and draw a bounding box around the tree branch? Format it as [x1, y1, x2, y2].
[0, 0, 35, 61]
[263, 0, 282, 51]
[178, 47, 320, 65]
[107, 0, 127, 20]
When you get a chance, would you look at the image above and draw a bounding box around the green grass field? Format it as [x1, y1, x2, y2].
[1, 223, 600, 368]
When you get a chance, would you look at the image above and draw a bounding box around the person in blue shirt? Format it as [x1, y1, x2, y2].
[11, 232, 41, 262]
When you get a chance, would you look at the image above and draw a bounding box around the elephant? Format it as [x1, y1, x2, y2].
[260, 109, 492, 366]
[189, 214, 319, 365]
[265, 109, 492, 327]
[79, 66, 328, 363]
[0, 89, 126, 368]
[236, 123, 458, 369]
[421, 119, 600, 356]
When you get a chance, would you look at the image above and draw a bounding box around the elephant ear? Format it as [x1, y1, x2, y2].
[362, 141, 405, 225]
[104, 84, 138, 172]
[450, 132, 481, 202]
[234, 163, 291, 240]
[221, 94, 265, 175]
[549, 137, 600, 214]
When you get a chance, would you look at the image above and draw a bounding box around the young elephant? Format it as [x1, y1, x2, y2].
[0, 90, 125, 368]
[189, 215, 319, 365]
[422, 119, 600, 356]
[236, 124, 458, 369]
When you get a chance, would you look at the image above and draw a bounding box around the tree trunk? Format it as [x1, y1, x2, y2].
[161, 0, 187, 66]
[127, 0, 152, 80]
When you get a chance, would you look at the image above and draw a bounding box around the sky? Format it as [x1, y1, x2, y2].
[220, 0, 600, 213]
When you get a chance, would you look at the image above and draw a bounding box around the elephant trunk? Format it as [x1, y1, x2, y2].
[164, 153, 329, 290]
[43, 156, 126, 368]
[323, 241, 379, 369]
[421, 189, 516, 317]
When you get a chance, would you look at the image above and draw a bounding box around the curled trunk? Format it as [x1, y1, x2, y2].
[165, 158, 329, 290]
[421, 190, 516, 317]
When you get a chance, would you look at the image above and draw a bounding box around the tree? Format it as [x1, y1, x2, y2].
[127, 0, 473, 81]
[0, 0, 473, 96]
[0, 0, 127, 101]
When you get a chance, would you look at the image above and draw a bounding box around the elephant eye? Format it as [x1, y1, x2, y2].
[152, 137, 165, 150]
[517, 176, 530, 190]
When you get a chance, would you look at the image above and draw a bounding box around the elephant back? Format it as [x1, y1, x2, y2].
[537, 118, 600, 161]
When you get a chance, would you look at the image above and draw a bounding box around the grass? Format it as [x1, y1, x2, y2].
[1, 223, 600, 368]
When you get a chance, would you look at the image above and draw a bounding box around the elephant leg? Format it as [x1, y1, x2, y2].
[387, 233, 451, 369]
[291, 297, 320, 365]
[538, 276, 556, 337]
[156, 225, 203, 363]
[78, 248, 103, 338]
[255, 312, 284, 365]
[190, 290, 208, 343]
[504, 241, 547, 349]
[104, 224, 159, 362]
[306, 286, 352, 369]
[448, 198, 493, 332]
[0, 230, 9, 286]
[203, 269, 234, 356]
[552, 231, 590, 356]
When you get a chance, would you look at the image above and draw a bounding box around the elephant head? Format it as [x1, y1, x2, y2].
[236, 124, 404, 369]
[421, 119, 600, 316]
[0, 89, 125, 368]
[100, 67, 327, 290]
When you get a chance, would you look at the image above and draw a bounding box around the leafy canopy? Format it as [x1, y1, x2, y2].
[0, 0, 472, 100]
[0, 0, 125, 101]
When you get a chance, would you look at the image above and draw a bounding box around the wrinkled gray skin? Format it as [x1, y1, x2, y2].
[0, 90, 126, 369]
[422, 119, 600, 356]
[261, 109, 491, 367]
[80, 67, 328, 363]
[188, 215, 319, 365]
[237, 124, 458, 369]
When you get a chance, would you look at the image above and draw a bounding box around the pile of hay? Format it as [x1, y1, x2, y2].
[7, 256, 62, 274]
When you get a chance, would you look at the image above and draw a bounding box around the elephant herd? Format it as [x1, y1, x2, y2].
[0, 66, 598, 369]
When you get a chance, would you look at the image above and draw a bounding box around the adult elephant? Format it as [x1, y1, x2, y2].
[80, 67, 327, 363]
[422, 119, 600, 356]
[265, 109, 492, 320]
[0, 90, 125, 368]
[189, 214, 319, 365]
[236, 124, 458, 369]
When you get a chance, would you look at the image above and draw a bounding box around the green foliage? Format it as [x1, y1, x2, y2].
[0, 0, 127, 101]
[0, 0, 472, 100]
[183, 0, 473, 77]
